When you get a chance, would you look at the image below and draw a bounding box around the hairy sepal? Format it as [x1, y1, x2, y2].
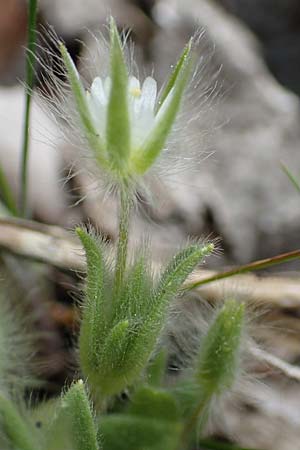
[106, 18, 130, 173]
[132, 44, 192, 174]
[59, 43, 107, 168]
[157, 39, 193, 112]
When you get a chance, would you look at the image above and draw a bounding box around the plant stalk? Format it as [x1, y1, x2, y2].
[184, 249, 300, 292]
[113, 188, 131, 301]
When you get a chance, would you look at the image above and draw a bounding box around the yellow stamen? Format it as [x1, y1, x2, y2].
[130, 87, 142, 98]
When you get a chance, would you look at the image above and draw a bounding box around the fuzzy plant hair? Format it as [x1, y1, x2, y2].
[0, 13, 252, 450]
[35, 19, 217, 202]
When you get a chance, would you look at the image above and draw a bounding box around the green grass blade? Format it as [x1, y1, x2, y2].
[281, 162, 300, 193]
[20, 0, 38, 217]
[185, 249, 300, 291]
[0, 163, 17, 215]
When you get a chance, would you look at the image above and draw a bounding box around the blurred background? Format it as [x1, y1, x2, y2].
[1, 0, 300, 266]
[1, 2, 300, 449]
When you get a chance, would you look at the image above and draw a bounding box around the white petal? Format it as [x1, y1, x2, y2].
[154, 86, 174, 124]
[104, 77, 111, 97]
[129, 76, 141, 92]
[90, 77, 107, 105]
[86, 88, 106, 137]
[131, 112, 156, 149]
[140, 77, 157, 111]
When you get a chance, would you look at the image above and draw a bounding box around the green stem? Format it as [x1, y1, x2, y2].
[20, 0, 38, 217]
[184, 249, 300, 292]
[280, 162, 300, 194]
[113, 188, 131, 301]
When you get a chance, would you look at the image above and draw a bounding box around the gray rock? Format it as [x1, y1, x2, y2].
[145, 0, 300, 264]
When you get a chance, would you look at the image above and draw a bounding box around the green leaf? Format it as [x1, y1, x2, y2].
[146, 349, 167, 387]
[154, 243, 214, 315]
[100, 414, 181, 450]
[76, 228, 108, 377]
[60, 44, 107, 168]
[117, 254, 152, 319]
[101, 320, 130, 370]
[0, 394, 38, 450]
[199, 439, 262, 450]
[45, 381, 99, 450]
[97, 320, 131, 395]
[128, 386, 179, 422]
[132, 43, 192, 174]
[157, 39, 192, 112]
[178, 301, 245, 446]
[106, 18, 130, 171]
[76, 228, 105, 307]
[62, 381, 99, 450]
[196, 300, 245, 396]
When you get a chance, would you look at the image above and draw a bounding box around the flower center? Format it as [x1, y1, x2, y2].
[130, 87, 142, 98]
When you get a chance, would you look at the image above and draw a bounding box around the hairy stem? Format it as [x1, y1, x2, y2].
[20, 0, 38, 217]
[113, 188, 131, 302]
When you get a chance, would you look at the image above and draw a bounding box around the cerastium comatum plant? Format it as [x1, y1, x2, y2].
[0, 15, 250, 450]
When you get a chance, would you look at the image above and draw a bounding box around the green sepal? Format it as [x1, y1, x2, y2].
[0, 394, 38, 450]
[106, 18, 130, 172]
[132, 43, 192, 174]
[59, 44, 107, 168]
[196, 300, 245, 396]
[157, 39, 193, 112]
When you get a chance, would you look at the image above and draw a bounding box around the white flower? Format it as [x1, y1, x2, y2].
[48, 18, 193, 190]
[86, 75, 160, 152]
